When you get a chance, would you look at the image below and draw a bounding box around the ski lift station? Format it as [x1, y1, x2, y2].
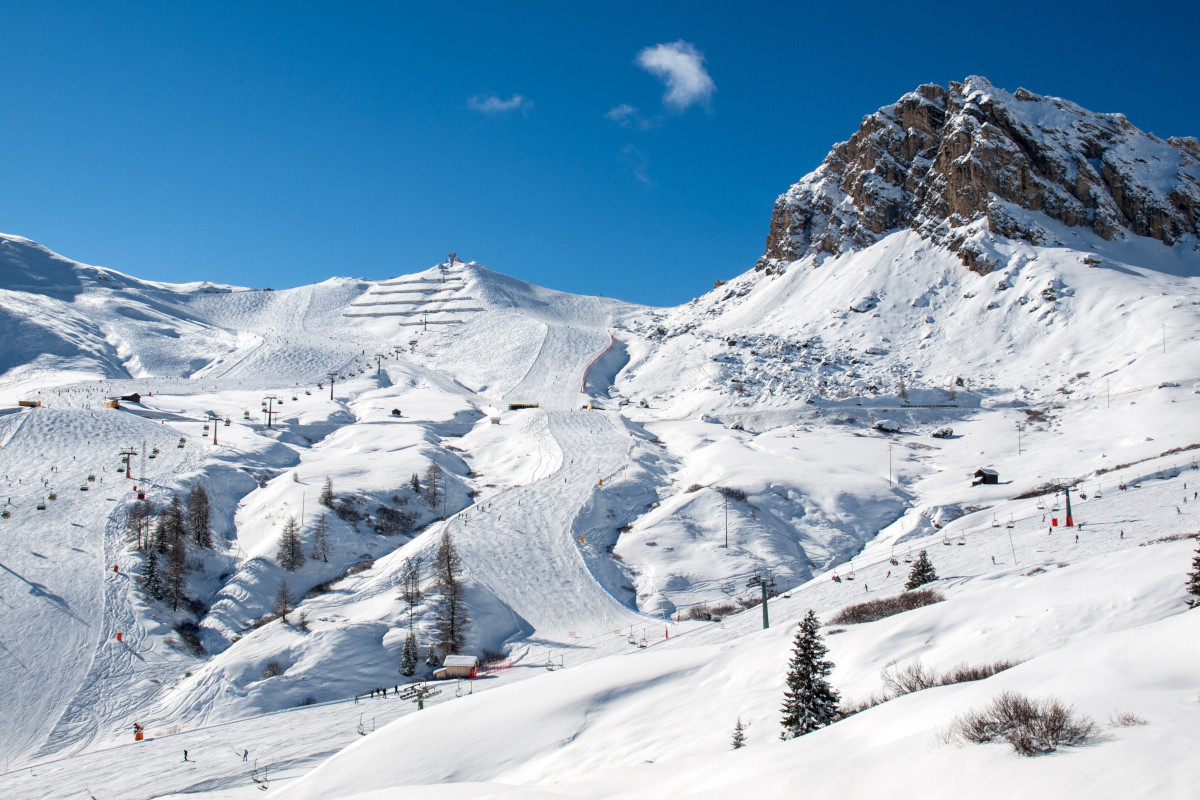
[433, 655, 478, 681]
[972, 467, 999, 486]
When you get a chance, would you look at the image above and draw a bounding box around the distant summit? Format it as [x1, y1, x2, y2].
[758, 76, 1200, 274]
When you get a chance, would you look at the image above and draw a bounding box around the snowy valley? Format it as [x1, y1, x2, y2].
[1, 77, 1199, 799]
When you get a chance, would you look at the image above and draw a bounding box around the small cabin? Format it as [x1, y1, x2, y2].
[391, 408, 403, 417]
[433, 655, 478, 681]
[972, 468, 999, 486]
[120, 393, 142, 403]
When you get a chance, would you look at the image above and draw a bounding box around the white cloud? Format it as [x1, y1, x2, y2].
[605, 103, 639, 124]
[619, 145, 652, 186]
[468, 93, 533, 115]
[635, 41, 715, 111]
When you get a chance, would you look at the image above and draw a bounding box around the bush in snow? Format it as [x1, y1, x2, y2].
[1187, 539, 1200, 608]
[375, 504, 416, 536]
[827, 588, 944, 625]
[905, 549, 938, 590]
[780, 609, 839, 740]
[951, 691, 1094, 756]
[262, 660, 284, 679]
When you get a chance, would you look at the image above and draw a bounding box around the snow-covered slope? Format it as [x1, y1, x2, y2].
[1, 76, 1199, 800]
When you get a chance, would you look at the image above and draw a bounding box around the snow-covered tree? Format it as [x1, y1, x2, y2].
[780, 609, 839, 740]
[140, 548, 163, 600]
[164, 536, 190, 612]
[423, 463, 443, 509]
[186, 484, 212, 548]
[731, 716, 748, 749]
[1187, 539, 1200, 608]
[433, 531, 468, 656]
[906, 549, 938, 590]
[400, 631, 419, 676]
[319, 476, 335, 508]
[409, 472, 421, 494]
[424, 644, 440, 667]
[274, 577, 293, 622]
[310, 513, 331, 562]
[276, 516, 304, 572]
[154, 495, 187, 553]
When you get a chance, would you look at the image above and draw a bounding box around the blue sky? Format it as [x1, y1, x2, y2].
[2, 1, 1198, 306]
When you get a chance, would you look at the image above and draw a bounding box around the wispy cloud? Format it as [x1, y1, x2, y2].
[603, 103, 660, 130]
[468, 93, 533, 115]
[619, 144, 652, 186]
[635, 41, 715, 111]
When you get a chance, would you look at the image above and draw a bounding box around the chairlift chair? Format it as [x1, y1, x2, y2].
[957, 533, 966, 545]
[1, 510, 10, 519]
[48, 492, 57, 501]
[1005, 515, 1014, 529]
[903, 547, 912, 563]
[1036, 498, 1046, 510]
[942, 532, 952, 546]
[991, 514, 1000, 528]
[845, 564, 856, 580]
[36, 501, 46, 510]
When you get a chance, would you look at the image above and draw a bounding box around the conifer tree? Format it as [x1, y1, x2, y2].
[276, 516, 304, 572]
[425, 644, 440, 667]
[410, 472, 421, 495]
[423, 464, 443, 509]
[780, 609, 839, 740]
[274, 577, 293, 622]
[1187, 539, 1200, 608]
[401, 556, 423, 626]
[319, 476, 335, 508]
[433, 531, 468, 656]
[141, 548, 163, 600]
[731, 717, 747, 749]
[310, 514, 331, 562]
[126, 499, 156, 552]
[186, 484, 212, 548]
[905, 549, 938, 590]
[400, 631, 419, 676]
[164, 536, 190, 612]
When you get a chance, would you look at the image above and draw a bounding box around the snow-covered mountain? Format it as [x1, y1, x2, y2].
[1, 76, 1199, 799]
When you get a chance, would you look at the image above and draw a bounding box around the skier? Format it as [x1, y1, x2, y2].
[991, 555, 996, 564]
[183, 750, 189, 762]
[242, 749, 248, 762]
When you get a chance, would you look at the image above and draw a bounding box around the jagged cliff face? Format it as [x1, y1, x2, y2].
[759, 77, 1200, 274]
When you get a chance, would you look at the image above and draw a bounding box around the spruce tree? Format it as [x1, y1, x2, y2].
[425, 643, 440, 667]
[401, 556, 423, 626]
[1187, 539, 1200, 608]
[400, 631, 419, 676]
[186, 484, 212, 548]
[905, 549, 938, 590]
[780, 609, 840, 740]
[433, 531, 468, 655]
[164, 536, 190, 612]
[141, 548, 163, 600]
[410, 472, 421, 495]
[274, 577, 293, 622]
[731, 717, 747, 749]
[319, 477, 335, 508]
[310, 514, 331, 562]
[276, 516, 304, 572]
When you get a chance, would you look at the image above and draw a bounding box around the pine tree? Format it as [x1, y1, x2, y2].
[780, 609, 839, 740]
[186, 484, 212, 548]
[274, 577, 293, 622]
[297, 610, 309, 632]
[401, 556, 423, 626]
[409, 472, 421, 495]
[1186, 539, 1200, 608]
[164, 536, 190, 612]
[425, 643, 440, 667]
[140, 548, 163, 600]
[433, 531, 468, 656]
[319, 477, 335, 508]
[400, 631, 419, 676]
[310, 514, 331, 562]
[423, 463, 442, 509]
[126, 499, 155, 552]
[905, 549, 938, 590]
[897, 374, 908, 399]
[155, 495, 186, 553]
[731, 717, 748, 749]
[276, 516, 304, 572]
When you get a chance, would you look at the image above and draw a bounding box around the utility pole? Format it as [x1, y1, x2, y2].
[207, 413, 222, 446]
[1162, 324, 1166, 354]
[888, 444, 894, 485]
[723, 493, 729, 548]
[262, 395, 280, 428]
[746, 573, 776, 630]
[327, 373, 336, 401]
[1016, 422, 1024, 455]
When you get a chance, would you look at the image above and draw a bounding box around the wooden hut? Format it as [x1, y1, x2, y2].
[972, 468, 999, 486]
[433, 655, 478, 680]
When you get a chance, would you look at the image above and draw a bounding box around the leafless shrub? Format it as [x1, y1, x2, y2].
[939, 660, 1021, 686]
[1139, 532, 1198, 547]
[683, 604, 714, 621]
[480, 649, 508, 666]
[882, 660, 937, 696]
[686, 483, 704, 493]
[825, 627, 845, 636]
[305, 578, 337, 599]
[347, 558, 375, 575]
[951, 691, 1094, 756]
[716, 486, 747, 502]
[841, 691, 889, 718]
[1024, 566, 1047, 576]
[1109, 710, 1146, 727]
[298, 696, 317, 706]
[262, 660, 284, 679]
[827, 589, 944, 625]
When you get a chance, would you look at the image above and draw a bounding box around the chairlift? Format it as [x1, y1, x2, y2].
[991, 514, 1000, 528]
[48, 492, 57, 501]
[942, 532, 952, 546]
[903, 547, 912, 563]
[87, 474, 96, 482]
[1094, 484, 1103, 499]
[244, 410, 251, 419]
[1036, 498, 1046, 510]
[845, 564, 856, 580]
[80, 484, 90, 491]
[1, 510, 9, 519]
[305, 390, 311, 395]
[36, 501, 46, 510]
[224, 417, 231, 426]
[637, 636, 648, 649]
[202, 424, 210, 433]
[1005, 515, 1014, 529]
[957, 533, 966, 546]
[291, 396, 298, 401]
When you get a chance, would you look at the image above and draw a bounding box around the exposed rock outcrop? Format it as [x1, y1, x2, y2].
[759, 77, 1200, 275]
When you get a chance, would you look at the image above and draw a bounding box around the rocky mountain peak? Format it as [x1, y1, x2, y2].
[758, 76, 1200, 274]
